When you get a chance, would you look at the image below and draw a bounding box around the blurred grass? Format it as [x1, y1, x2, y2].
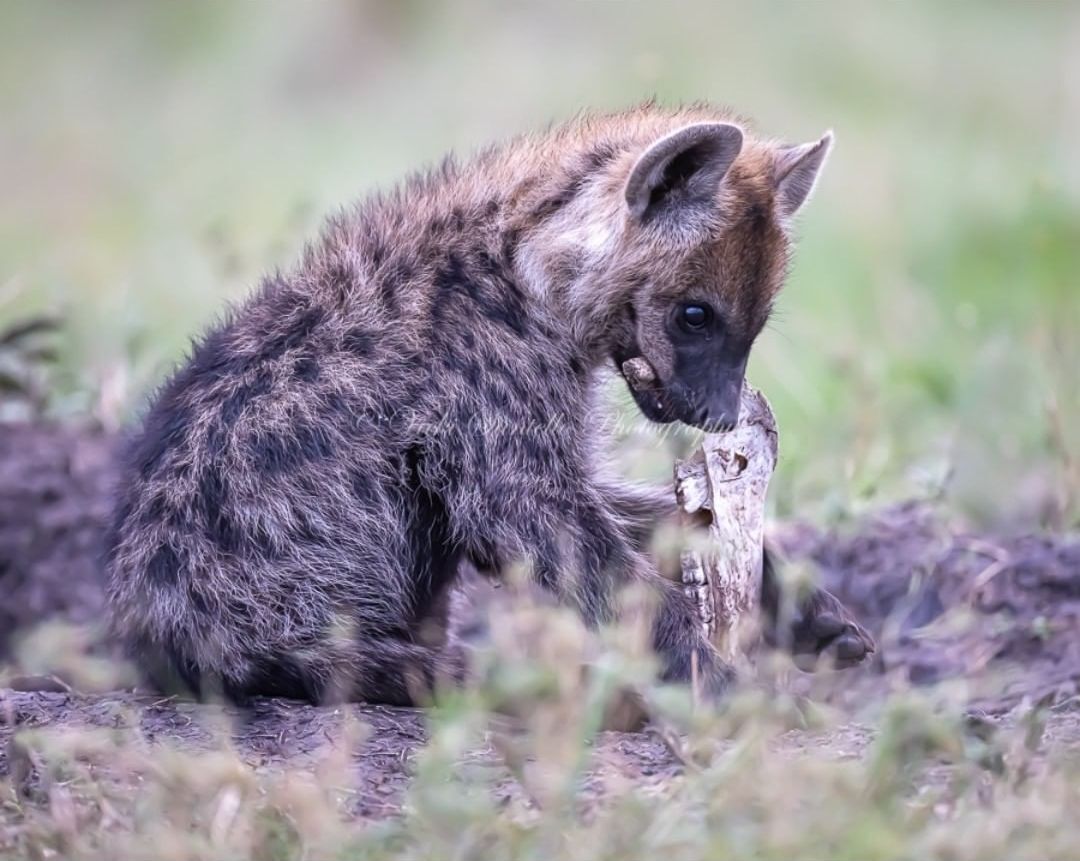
[3, 603, 1080, 861]
[0, 0, 1077, 527]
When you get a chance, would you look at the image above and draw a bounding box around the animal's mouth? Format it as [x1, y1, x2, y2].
[617, 356, 743, 432]
[617, 357, 680, 425]
[633, 386, 677, 424]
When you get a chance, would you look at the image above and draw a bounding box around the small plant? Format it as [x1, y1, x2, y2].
[0, 316, 60, 421]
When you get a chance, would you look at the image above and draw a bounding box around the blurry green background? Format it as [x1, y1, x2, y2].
[1, 1, 1077, 528]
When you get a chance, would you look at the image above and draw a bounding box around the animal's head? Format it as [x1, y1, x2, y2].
[606, 121, 831, 431]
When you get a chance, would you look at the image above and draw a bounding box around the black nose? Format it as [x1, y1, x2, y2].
[675, 364, 746, 432]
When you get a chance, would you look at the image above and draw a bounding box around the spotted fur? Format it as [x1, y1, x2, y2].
[105, 102, 845, 705]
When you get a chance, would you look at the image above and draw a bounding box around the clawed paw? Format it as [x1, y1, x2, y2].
[787, 588, 876, 671]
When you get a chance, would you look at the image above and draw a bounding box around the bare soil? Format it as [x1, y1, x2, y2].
[2, 422, 1079, 816]
[775, 504, 1080, 712]
[0, 424, 114, 657]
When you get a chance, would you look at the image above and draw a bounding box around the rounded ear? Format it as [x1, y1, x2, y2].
[624, 122, 744, 223]
[774, 131, 833, 219]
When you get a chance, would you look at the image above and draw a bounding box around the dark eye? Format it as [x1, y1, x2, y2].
[681, 304, 711, 330]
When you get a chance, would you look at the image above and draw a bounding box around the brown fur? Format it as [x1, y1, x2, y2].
[104, 102, 867, 706]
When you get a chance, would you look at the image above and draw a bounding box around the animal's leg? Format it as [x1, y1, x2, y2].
[347, 638, 467, 705]
[593, 477, 678, 553]
[496, 491, 734, 698]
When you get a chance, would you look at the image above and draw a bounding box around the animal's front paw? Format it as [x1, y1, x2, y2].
[787, 587, 875, 671]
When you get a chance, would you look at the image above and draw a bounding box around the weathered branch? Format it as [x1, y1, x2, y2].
[674, 385, 777, 666]
[621, 360, 779, 668]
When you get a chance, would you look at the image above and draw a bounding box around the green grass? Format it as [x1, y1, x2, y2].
[3, 605, 1079, 861]
[1, 1, 1077, 526]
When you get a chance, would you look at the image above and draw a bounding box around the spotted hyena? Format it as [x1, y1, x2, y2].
[105, 103, 873, 706]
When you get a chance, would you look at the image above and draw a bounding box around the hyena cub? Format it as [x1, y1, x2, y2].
[106, 103, 873, 706]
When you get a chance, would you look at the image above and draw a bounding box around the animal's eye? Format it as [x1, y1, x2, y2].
[681, 304, 711, 330]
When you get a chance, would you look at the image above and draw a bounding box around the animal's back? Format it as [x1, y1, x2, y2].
[104, 109, 615, 701]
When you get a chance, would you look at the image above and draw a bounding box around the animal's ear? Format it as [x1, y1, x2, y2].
[624, 122, 744, 223]
[774, 131, 833, 219]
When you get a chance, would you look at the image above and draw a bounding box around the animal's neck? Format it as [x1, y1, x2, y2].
[501, 159, 633, 368]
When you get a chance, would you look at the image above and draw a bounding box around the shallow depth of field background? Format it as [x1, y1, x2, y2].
[1, 1, 1077, 528]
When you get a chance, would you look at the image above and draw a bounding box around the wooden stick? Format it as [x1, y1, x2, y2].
[621, 359, 779, 667]
[673, 384, 777, 667]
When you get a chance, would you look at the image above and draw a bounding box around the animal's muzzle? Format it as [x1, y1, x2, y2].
[676, 367, 745, 432]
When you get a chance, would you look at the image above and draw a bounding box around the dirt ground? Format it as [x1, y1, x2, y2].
[4, 688, 1080, 822]
[2, 422, 1079, 816]
[0, 424, 114, 658]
